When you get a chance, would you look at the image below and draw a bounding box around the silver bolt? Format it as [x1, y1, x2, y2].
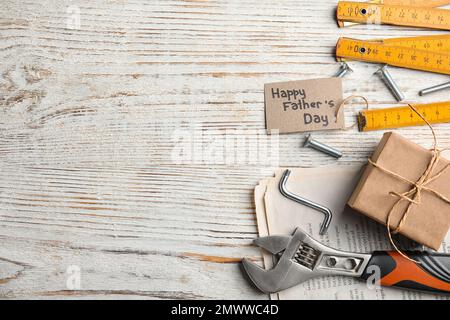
[304, 134, 343, 159]
[419, 81, 450, 96]
[375, 65, 405, 102]
[334, 62, 353, 78]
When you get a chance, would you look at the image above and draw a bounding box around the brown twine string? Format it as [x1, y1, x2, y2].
[335, 96, 449, 261]
[367, 104, 450, 263]
[335, 95, 370, 130]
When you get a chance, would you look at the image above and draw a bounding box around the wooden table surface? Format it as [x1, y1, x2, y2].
[1, 0, 450, 299]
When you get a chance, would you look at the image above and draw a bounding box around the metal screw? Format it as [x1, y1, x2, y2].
[303, 134, 343, 159]
[419, 81, 450, 96]
[334, 62, 353, 78]
[375, 65, 405, 102]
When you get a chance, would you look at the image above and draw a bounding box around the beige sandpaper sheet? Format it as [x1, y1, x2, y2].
[254, 165, 450, 300]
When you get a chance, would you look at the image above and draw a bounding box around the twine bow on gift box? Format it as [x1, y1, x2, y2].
[367, 105, 450, 263]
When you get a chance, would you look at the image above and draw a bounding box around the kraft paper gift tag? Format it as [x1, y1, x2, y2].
[264, 78, 345, 134]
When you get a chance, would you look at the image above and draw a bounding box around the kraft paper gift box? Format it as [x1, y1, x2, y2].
[348, 132, 450, 250]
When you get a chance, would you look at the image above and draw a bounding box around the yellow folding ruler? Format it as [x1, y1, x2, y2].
[336, 35, 450, 75]
[358, 100, 450, 131]
[374, 0, 450, 6]
[337, 0, 450, 29]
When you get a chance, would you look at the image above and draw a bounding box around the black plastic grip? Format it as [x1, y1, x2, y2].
[360, 251, 450, 294]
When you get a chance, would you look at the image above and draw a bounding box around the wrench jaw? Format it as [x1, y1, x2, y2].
[241, 258, 285, 293]
[243, 230, 316, 293]
[253, 236, 291, 255]
[242, 258, 311, 293]
[242, 228, 373, 294]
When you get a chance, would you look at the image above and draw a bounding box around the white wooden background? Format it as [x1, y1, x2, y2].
[1, 0, 450, 299]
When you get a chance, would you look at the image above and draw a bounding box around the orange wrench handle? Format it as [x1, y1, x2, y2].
[361, 251, 450, 294]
